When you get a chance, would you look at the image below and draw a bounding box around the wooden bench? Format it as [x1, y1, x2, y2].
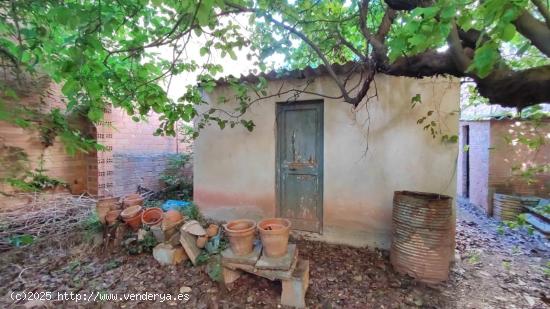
[221, 244, 309, 308]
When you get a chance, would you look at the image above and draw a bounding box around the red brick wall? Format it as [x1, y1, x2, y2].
[488, 119, 550, 201]
[458, 121, 491, 213]
[108, 108, 187, 196]
[458, 119, 550, 215]
[0, 83, 89, 195]
[1, 84, 189, 199]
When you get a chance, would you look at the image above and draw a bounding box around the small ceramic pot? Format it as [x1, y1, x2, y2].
[121, 205, 142, 219]
[141, 207, 163, 226]
[96, 197, 119, 224]
[206, 224, 219, 237]
[123, 196, 144, 208]
[196, 235, 208, 248]
[224, 219, 256, 256]
[121, 205, 143, 231]
[105, 210, 121, 226]
[164, 210, 183, 224]
[258, 218, 291, 257]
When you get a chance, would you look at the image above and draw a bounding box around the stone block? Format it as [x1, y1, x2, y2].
[222, 267, 242, 285]
[224, 255, 298, 281]
[281, 259, 309, 308]
[256, 244, 297, 270]
[179, 230, 202, 265]
[221, 242, 262, 266]
[152, 243, 188, 265]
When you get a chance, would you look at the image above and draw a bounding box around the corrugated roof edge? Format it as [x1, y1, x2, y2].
[212, 61, 366, 85]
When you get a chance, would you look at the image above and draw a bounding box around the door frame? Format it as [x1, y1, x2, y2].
[461, 125, 470, 198]
[275, 99, 324, 233]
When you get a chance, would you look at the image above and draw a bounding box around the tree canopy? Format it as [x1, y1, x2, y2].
[1, 0, 549, 141]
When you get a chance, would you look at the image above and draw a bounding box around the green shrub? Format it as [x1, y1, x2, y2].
[160, 153, 193, 200]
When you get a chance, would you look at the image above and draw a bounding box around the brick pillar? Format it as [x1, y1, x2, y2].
[87, 105, 115, 198]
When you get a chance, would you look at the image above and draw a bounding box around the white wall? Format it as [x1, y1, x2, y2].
[194, 73, 460, 248]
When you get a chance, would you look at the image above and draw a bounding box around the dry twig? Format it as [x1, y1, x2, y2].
[0, 193, 96, 251]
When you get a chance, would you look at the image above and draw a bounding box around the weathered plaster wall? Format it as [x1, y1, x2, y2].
[195, 74, 460, 249]
[457, 121, 491, 213]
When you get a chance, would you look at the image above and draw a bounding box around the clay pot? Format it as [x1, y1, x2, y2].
[121, 205, 143, 231]
[206, 224, 219, 237]
[196, 235, 208, 248]
[141, 207, 163, 226]
[164, 210, 183, 224]
[123, 196, 144, 208]
[258, 218, 291, 257]
[224, 219, 256, 256]
[162, 218, 185, 240]
[121, 205, 142, 219]
[96, 197, 119, 224]
[105, 210, 121, 225]
[123, 213, 143, 231]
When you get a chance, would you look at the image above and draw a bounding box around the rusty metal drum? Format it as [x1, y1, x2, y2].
[493, 193, 540, 221]
[390, 191, 454, 284]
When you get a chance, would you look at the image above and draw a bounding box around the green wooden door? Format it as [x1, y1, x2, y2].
[276, 101, 323, 233]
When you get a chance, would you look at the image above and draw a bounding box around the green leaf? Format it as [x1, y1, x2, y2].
[87, 107, 104, 122]
[228, 49, 237, 61]
[61, 79, 79, 96]
[469, 42, 499, 78]
[501, 23, 516, 41]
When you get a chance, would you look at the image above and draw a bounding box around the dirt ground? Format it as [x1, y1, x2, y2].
[0, 202, 548, 308]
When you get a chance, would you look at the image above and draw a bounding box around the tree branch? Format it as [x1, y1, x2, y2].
[383, 0, 433, 10]
[447, 21, 472, 72]
[337, 32, 367, 61]
[513, 10, 550, 57]
[386, 50, 463, 77]
[225, 1, 355, 103]
[531, 0, 550, 28]
[359, 0, 387, 57]
[375, 8, 396, 43]
[475, 65, 550, 109]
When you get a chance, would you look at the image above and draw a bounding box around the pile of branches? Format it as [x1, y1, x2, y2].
[0, 193, 96, 252]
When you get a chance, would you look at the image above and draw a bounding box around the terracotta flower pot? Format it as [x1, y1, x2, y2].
[162, 218, 185, 240]
[123, 196, 144, 208]
[105, 210, 121, 226]
[123, 211, 143, 231]
[258, 218, 291, 257]
[141, 207, 163, 226]
[224, 219, 256, 256]
[206, 224, 219, 237]
[96, 197, 119, 224]
[121, 205, 143, 231]
[121, 205, 142, 219]
[164, 210, 183, 224]
[196, 235, 208, 248]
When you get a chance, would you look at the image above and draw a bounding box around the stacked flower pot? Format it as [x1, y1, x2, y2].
[220, 218, 309, 308]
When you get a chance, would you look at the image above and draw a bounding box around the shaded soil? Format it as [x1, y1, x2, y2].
[0, 202, 548, 308]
